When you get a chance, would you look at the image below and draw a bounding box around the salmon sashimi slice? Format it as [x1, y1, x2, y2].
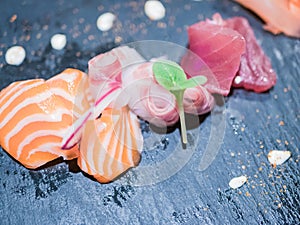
[46, 68, 94, 120]
[183, 16, 246, 96]
[78, 106, 143, 183]
[234, 0, 300, 38]
[0, 69, 90, 169]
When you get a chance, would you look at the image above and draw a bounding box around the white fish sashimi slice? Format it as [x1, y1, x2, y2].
[88, 46, 145, 100]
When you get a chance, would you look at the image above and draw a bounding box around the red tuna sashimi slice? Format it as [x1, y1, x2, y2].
[223, 16, 277, 92]
[184, 17, 246, 96]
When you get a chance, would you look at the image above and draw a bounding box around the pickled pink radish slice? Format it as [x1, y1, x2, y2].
[61, 86, 122, 149]
[88, 52, 122, 99]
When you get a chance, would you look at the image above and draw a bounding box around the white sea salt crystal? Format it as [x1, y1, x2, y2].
[97, 12, 116, 31]
[229, 175, 247, 189]
[144, 0, 166, 21]
[5, 46, 26, 66]
[268, 150, 291, 166]
[50, 34, 67, 50]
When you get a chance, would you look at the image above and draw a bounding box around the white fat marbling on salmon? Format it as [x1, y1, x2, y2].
[17, 129, 67, 158]
[49, 71, 79, 83]
[0, 80, 41, 105]
[0, 80, 44, 115]
[0, 91, 54, 129]
[49, 87, 74, 103]
[106, 134, 118, 170]
[86, 131, 100, 172]
[4, 109, 70, 148]
[26, 142, 62, 159]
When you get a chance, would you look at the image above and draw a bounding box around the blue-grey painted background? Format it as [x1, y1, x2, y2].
[0, 0, 299, 224]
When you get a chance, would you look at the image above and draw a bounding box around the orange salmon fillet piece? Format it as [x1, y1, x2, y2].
[78, 107, 143, 183]
[234, 0, 300, 38]
[0, 68, 91, 169]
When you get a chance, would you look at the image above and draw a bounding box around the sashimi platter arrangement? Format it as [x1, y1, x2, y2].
[1, 0, 299, 184]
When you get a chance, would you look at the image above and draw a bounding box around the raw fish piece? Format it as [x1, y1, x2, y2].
[123, 62, 214, 126]
[183, 86, 214, 115]
[0, 69, 89, 169]
[234, 0, 300, 38]
[78, 107, 143, 183]
[122, 62, 179, 127]
[88, 46, 145, 100]
[184, 17, 246, 96]
[224, 16, 277, 92]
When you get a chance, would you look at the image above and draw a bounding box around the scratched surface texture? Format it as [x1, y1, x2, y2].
[0, 0, 299, 225]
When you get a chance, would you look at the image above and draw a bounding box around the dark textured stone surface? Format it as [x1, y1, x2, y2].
[0, 0, 299, 224]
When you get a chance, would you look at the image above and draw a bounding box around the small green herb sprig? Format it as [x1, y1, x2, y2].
[153, 60, 207, 144]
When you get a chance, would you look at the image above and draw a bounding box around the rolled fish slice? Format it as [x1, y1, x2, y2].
[124, 62, 214, 126]
[78, 106, 143, 183]
[0, 69, 90, 169]
[123, 62, 179, 127]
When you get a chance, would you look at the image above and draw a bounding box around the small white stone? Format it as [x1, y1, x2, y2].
[97, 12, 116, 31]
[5, 46, 26, 66]
[144, 0, 166, 21]
[50, 34, 67, 50]
[229, 175, 247, 189]
[268, 150, 291, 166]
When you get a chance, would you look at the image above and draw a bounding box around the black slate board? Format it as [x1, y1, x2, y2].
[0, 0, 300, 224]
